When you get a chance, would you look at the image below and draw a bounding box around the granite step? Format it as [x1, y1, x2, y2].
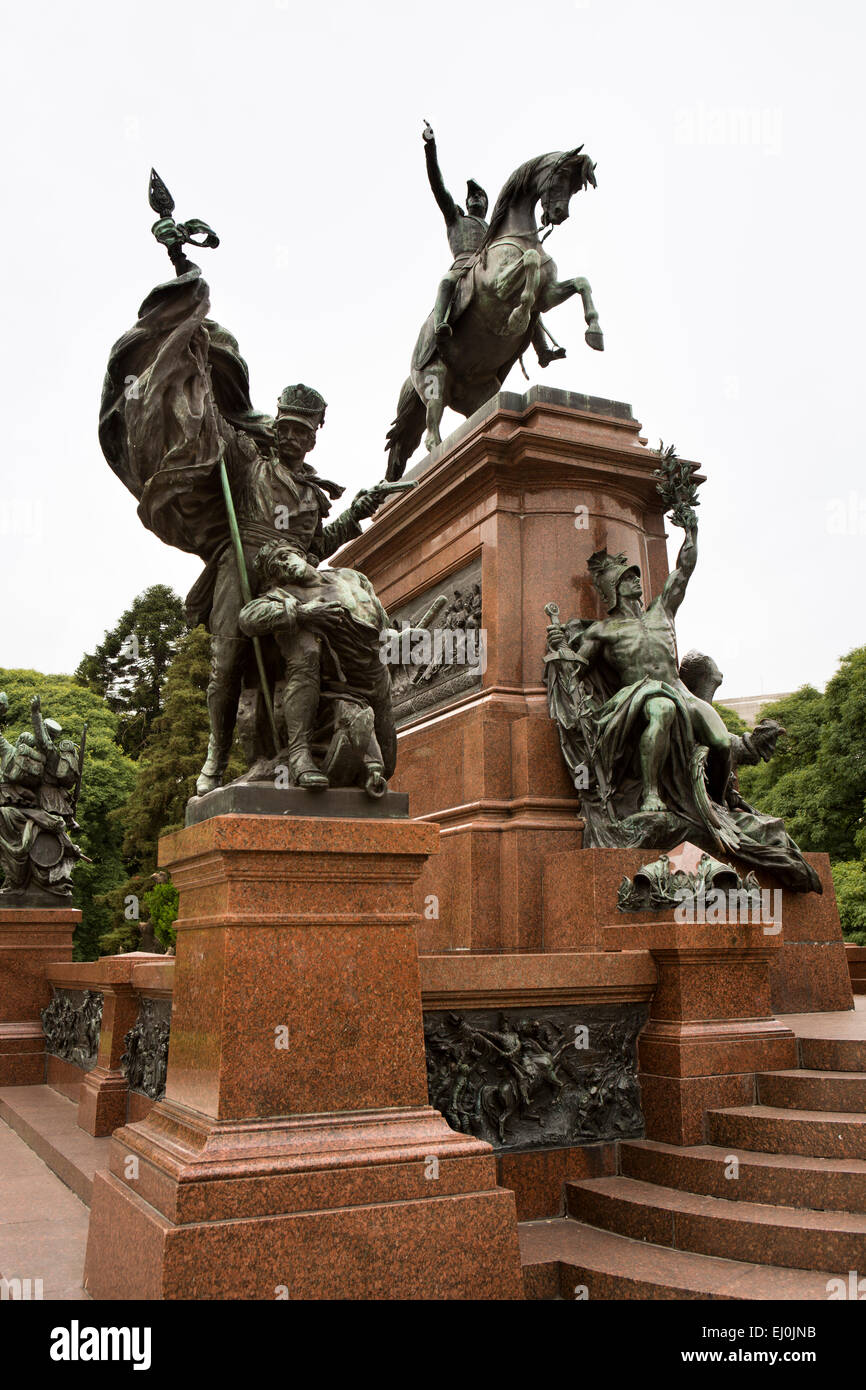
[757, 1068, 866, 1112]
[565, 1175, 866, 1271]
[707, 1104, 866, 1159]
[0, 1084, 110, 1205]
[519, 1218, 840, 1300]
[621, 1138, 866, 1212]
[799, 1035, 866, 1073]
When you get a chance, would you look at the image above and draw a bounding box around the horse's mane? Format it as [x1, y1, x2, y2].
[480, 152, 562, 250]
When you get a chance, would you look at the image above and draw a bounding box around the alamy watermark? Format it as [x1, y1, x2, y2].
[826, 492, 866, 535]
[0, 498, 43, 539]
[674, 104, 783, 156]
[675, 886, 782, 932]
[1, 1276, 43, 1300]
[380, 623, 487, 674]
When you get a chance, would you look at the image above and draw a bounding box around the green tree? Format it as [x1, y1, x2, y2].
[144, 880, 179, 951]
[75, 585, 186, 759]
[92, 625, 243, 956]
[0, 668, 137, 959]
[94, 874, 152, 956]
[714, 703, 747, 736]
[95, 874, 179, 955]
[830, 860, 866, 942]
[117, 625, 244, 875]
[736, 686, 827, 852]
[814, 648, 866, 860]
[737, 659, 866, 863]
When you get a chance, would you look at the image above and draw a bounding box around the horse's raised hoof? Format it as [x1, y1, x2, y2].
[585, 327, 605, 352]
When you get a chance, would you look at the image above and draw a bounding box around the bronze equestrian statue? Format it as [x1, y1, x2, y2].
[385, 136, 604, 479]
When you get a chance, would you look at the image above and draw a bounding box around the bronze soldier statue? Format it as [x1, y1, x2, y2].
[544, 450, 821, 892]
[100, 176, 398, 798]
[238, 543, 397, 795]
[573, 529, 733, 816]
[0, 696, 85, 903]
[422, 122, 565, 367]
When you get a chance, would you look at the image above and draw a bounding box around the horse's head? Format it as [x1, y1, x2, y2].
[541, 147, 597, 227]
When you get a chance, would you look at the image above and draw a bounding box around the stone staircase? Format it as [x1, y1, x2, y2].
[521, 1022, 866, 1299]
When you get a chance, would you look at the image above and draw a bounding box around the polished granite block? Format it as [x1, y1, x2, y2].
[185, 784, 409, 826]
[84, 814, 525, 1300]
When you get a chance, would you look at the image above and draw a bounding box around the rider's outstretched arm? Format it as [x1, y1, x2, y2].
[423, 124, 457, 225]
[661, 523, 698, 617]
[30, 696, 51, 753]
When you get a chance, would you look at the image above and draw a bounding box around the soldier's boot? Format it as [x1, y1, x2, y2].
[196, 728, 233, 798]
[433, 277, 454, 342]
[196, 639, 245, 797]
[532, 321, 566, 368]
[535, 345, 566, 368]
[362, 730, 387, 798]
[282, 663, 328, 791]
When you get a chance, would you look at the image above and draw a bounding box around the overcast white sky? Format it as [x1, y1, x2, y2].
[2, 0, 863, 699]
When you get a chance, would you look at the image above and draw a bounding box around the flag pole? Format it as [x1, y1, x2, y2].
[218, 457, 281, 756]
[147, 169, 280, 758]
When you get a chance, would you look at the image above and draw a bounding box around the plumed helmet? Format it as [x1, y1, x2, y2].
[276, 383, 327, 429]
[587, 549, 641, 612]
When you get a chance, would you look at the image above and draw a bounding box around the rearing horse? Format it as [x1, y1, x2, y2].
[384, 147, 603, 480]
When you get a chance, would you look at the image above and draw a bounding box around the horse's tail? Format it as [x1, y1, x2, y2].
[384, 376, 426, 481]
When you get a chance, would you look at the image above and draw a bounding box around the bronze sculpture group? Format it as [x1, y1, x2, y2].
[0, 695, 86, 904]
[1, 121, 820, 909]
[98, 135, 606, 809]
[544, 449, 820, 892]
[100, 172, 408, 801]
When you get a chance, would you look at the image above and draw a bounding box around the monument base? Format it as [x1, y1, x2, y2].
[87, 1103, 520, 1300]
[84, 815, 523, 1300]
[611, 917, 797, 1146]
[0, 906, 78, 1086]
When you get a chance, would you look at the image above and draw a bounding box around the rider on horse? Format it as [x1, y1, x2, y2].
[423, 122, 566, 368]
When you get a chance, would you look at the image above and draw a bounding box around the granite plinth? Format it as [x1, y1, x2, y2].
[185, 784, 409, 826]
[0, 906, 78, 1087]
[335, 389, 667, 957]
[558, 847, 851, 1015]
[625, 919, 796, 1146]
[84, 814, 524, 1300]
[0, 890, 75, 909]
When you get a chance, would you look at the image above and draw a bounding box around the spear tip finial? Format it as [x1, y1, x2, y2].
[148, 168, 175, 218]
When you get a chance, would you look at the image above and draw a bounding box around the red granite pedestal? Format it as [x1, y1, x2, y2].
[336, 387, 671, 956]
[83, 816, 524, 1300]
[611, 916, 797, 1146]
[0, 906, 78, 1086]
